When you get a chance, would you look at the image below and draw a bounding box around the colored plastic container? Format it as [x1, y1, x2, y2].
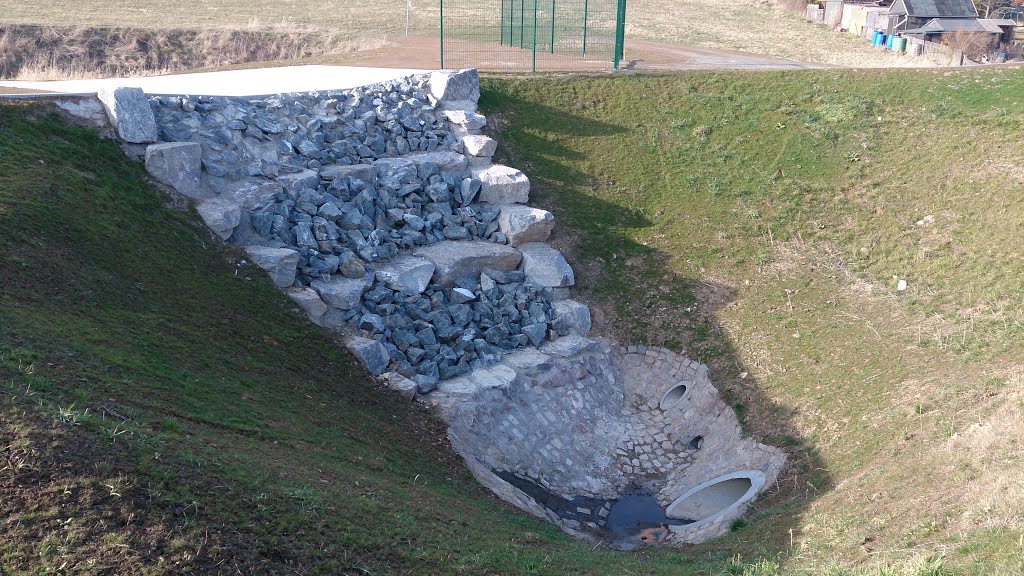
[871, 30, 883, 46]
[893, 37, 907, 52]
[885, 34, 895, 50]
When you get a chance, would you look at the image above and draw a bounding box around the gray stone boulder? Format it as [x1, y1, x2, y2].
[519, 243, 575, 288]
[381, 372, 418, 401]
[195, 197, 241, 240]
[374, 157, 417, 182]
[540, 335, 600, 358]
[500, 348, 555, 376]
[474, 165, 530, 204]
[277, 169, 319, 194]
[444, 110, 487, 132]
[245, 246, 299, 288]
[437, 363, 516, 396]
[414, 240, 522, 288]
[320, 163, 378, 182]
[97, 86, 158, 143]
[55, 97, 110, 129]
[375, 256, 435, 294]
[286, 287, 328, 325]
[145, 142, 205, 199]
[407, 151, 468, 176]
[461, 135, 497, 158]
[497, 205, 555, 247]
[311, 273, 374, 310]
[552, 300, 592, 336]
[348, 336, 391, 376]
[429, 69, 480, 111]
[222, 179, 284, 210]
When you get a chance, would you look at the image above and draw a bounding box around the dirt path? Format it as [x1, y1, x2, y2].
[320, 35, 816, 72]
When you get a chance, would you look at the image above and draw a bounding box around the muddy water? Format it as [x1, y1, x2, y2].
[494, 470, 692, 548]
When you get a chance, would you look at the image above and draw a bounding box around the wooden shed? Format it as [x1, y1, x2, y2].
[886, 0, 978, 31]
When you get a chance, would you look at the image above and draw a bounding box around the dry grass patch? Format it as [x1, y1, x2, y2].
[626, 0, 928, 67]
[4, 0, 938, 69]
[0, 24, 381, 80]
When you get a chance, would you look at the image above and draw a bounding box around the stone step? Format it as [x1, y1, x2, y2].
[405, 150, 469, 176]
[496, 204, 555, 247]
[244, 246, 299, 288]
[473, 165, 530, 204]
[145, 142, 205, 199]
[318, 163, 378, 183]
[437, 363, 517, 396]
[519, 242, 575, 288]
[551, 300, 592, 337]
[540, 335, 600, 358]
[413, 240, 522, 288]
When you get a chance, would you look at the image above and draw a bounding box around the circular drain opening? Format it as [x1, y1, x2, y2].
[659, 384, 688, 410]
[666, 471, 765, 529]
[687, 436, 704, 451]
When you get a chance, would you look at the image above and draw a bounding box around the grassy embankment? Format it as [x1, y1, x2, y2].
[483, 68, 1024, 574]
[4, 67, 1024, 575]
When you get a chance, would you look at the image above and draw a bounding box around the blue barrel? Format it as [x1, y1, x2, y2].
[871, 30, 882, 46]
[885, 34, 895, 49]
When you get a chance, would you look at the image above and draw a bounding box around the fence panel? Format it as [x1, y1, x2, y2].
[441, 0, 623, 71]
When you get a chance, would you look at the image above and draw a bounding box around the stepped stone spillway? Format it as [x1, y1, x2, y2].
[64, 66, 784, 547]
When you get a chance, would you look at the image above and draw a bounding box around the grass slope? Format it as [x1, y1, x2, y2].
[481, 68, 1024, 574]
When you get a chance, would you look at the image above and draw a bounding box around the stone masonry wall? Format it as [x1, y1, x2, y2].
[428, 337, 785, 547]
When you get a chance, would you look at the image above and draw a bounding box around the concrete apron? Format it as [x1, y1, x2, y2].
[421, 337, 785, 549]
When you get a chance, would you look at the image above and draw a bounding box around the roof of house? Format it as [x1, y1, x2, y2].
[903, 17, 1014, 33]
[888, 0, 978, 18]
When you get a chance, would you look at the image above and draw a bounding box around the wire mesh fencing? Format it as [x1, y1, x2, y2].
[440, 0, 625, 71]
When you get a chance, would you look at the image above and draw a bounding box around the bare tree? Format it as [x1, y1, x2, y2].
[943, 29, 997, 62]
[974, 0, 1012, 17]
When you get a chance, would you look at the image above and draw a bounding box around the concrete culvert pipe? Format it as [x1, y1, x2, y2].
[666, 471, 765, 527]
[659, 383, 688, 410]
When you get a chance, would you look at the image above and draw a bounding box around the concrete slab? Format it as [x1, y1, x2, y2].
[0, 65, 429, 97]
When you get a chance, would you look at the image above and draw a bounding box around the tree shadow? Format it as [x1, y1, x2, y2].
[482, 84, 831, 562]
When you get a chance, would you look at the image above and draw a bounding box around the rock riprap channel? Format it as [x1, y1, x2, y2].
[80, 67, 784, 547]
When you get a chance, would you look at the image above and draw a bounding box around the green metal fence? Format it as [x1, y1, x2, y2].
[440, 0, 625, 71]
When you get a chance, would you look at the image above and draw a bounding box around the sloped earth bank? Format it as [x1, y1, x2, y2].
[0, 24, 344, 80]
[61, 68, 784, 547]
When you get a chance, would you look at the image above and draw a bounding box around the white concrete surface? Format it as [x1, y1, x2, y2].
[0, 65, 429, 97]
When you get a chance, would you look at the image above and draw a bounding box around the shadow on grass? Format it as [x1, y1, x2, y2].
[482, 82, 832, 564]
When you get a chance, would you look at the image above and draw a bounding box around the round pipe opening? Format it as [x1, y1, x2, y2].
[666, 471, 765, 529]
[687, 436, 704, 451]
[659, 384, 688, 410]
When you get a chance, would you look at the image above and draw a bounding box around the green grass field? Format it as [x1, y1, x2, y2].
[3, 66, 1024, 574]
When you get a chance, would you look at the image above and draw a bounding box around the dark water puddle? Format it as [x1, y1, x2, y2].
[605, 494, 691, 547]
[495, 470, 609, 521]
[495, 470, 692, 548]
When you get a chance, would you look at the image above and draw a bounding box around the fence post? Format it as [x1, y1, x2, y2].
[532, 0, 539, 71]
[582, 0, 589, 56]
[440, 0, 445, 68]
[613, 0, 626, 68]
[501, 0, 506, 45]
[551, 0, 556, 53]
[520, 0, 526, 48]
